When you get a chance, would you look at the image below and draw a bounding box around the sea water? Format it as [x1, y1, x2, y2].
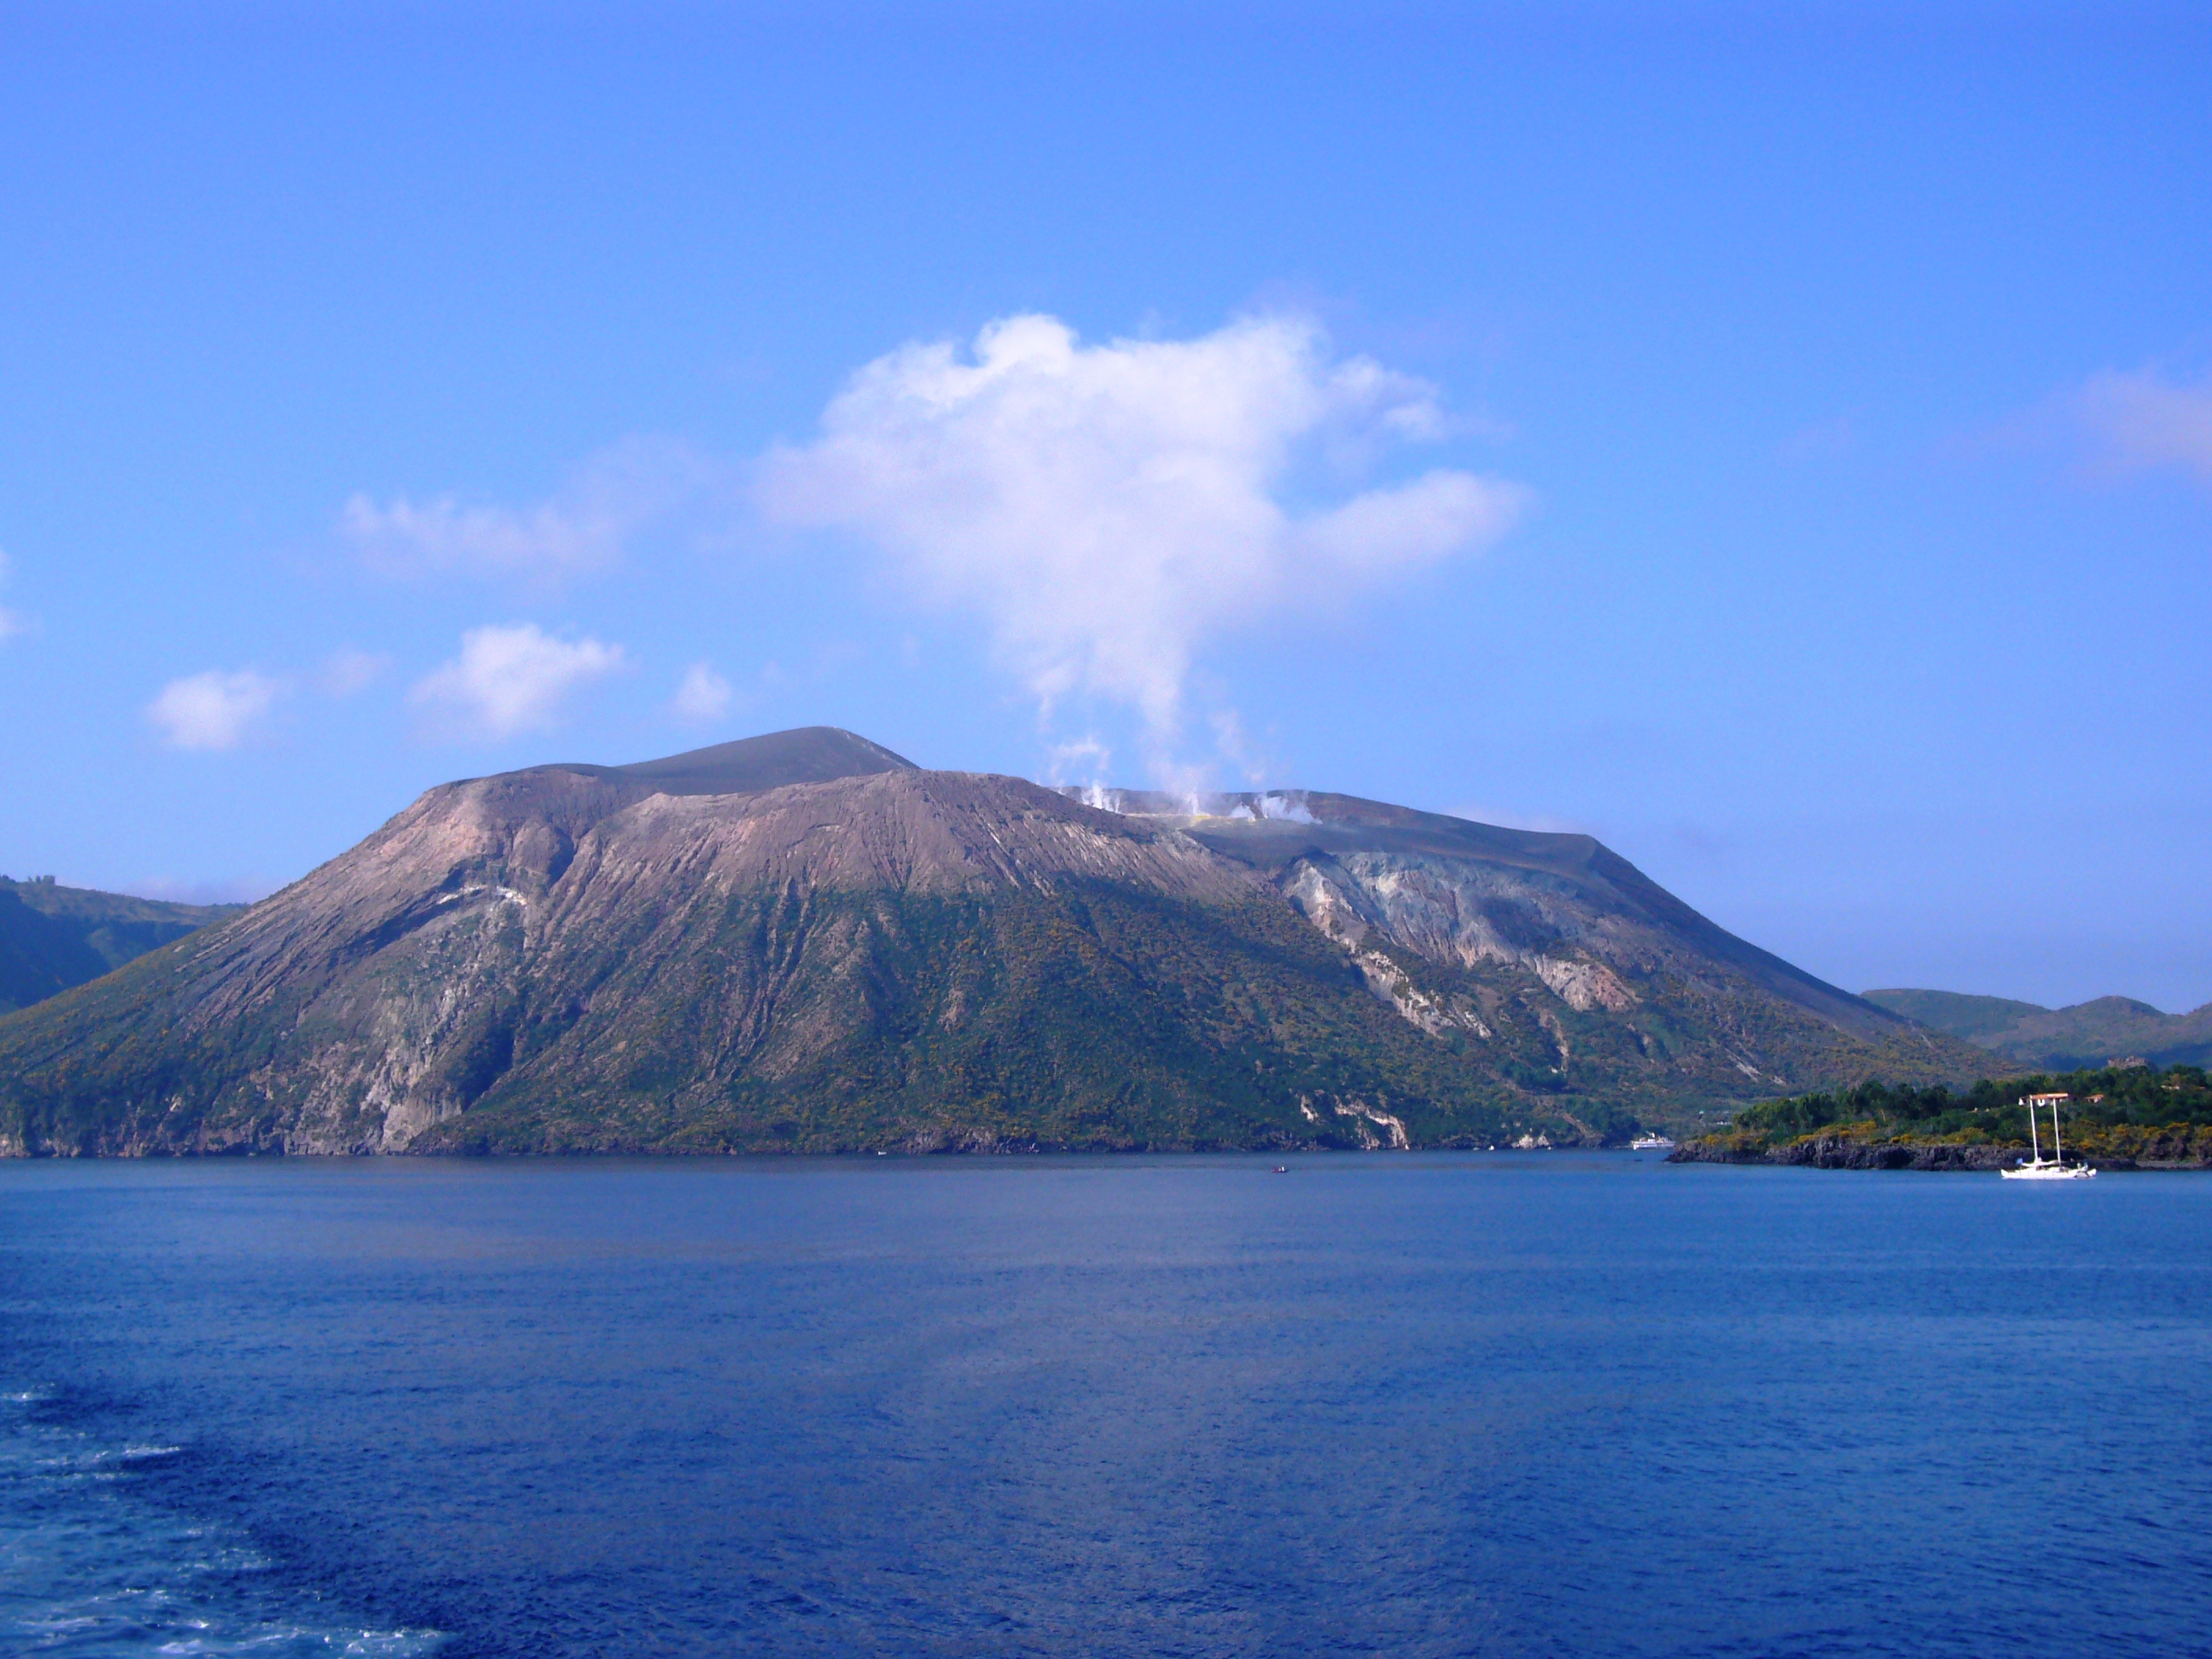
[3, 1154, 2209, 1658]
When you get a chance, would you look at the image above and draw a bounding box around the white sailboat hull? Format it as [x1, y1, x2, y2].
[2003, 1095, 2095, 1178]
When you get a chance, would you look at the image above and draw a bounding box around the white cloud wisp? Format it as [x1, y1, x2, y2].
[758, 313, 1530, 736]
[342, 439, 712, 584]
[410, 624, 626, 741]
[148, 669, 286, 752]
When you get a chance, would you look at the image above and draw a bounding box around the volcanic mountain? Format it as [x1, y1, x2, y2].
[0, 727, 1999, 1156]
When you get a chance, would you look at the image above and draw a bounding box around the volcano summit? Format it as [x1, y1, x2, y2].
[0, 727, 1994, 1156]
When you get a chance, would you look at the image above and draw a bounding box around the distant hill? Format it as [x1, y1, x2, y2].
[0, 876, 244, 1016]
[0, 727, 2005, 1157]
[1863, 987, 2212, 1071]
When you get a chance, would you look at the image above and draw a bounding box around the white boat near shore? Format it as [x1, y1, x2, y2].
[2001, 1092, 2096, 1181]
[1630, 1133, 1676, 1152]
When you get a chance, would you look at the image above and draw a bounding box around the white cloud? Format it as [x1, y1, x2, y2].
[341, 438, 711, 584]
[670, 660, 735, 723]
[757, 312, 1531, 736]
[410, 623, 626, 741]
[148, 669, 286, 752]
[2067, 367, 2212, 485]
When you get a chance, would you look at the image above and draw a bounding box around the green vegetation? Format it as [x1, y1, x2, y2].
[1698, 1064, 2212, 1165]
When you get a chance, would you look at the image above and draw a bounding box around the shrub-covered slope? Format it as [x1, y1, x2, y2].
[1864, 987, 2212, 1071]
[0, 875, 241, 1015]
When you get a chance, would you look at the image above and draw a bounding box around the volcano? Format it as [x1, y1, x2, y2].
[0, 727, 1997, 1155]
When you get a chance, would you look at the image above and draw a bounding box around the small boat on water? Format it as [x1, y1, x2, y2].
[2001, 1092, 2097, 1181]
[1630, 1133, 1675, 1152]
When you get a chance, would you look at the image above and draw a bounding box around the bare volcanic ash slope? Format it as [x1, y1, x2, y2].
[0, 729, 2000, 1155]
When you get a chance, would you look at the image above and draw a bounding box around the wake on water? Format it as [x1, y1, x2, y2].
[0, 1387, 441, 1658]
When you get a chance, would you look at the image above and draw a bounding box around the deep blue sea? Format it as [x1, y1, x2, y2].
[4, 1154, 2209, 1659]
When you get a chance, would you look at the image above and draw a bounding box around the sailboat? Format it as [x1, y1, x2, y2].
[1999, 1092, 2097, 1180]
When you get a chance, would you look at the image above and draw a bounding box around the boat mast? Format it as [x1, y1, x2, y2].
[2026, 1097, 2042, 1163]
[2053, 1099, 2063, 1166]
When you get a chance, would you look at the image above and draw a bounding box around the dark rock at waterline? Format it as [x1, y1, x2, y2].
[1665, 1135, 2212, 1172]
[1669, 1135, 2027, 1171]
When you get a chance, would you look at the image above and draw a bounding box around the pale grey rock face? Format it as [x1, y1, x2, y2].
[1280, 850, 1639, 1018]
[1148, 790, 1942, 1097]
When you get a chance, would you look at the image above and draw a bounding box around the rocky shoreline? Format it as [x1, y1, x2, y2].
[1669, 1133, 2212, 1172]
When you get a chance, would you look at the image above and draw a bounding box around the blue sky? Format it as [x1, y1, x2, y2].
[2, 2, 2207, 1011]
